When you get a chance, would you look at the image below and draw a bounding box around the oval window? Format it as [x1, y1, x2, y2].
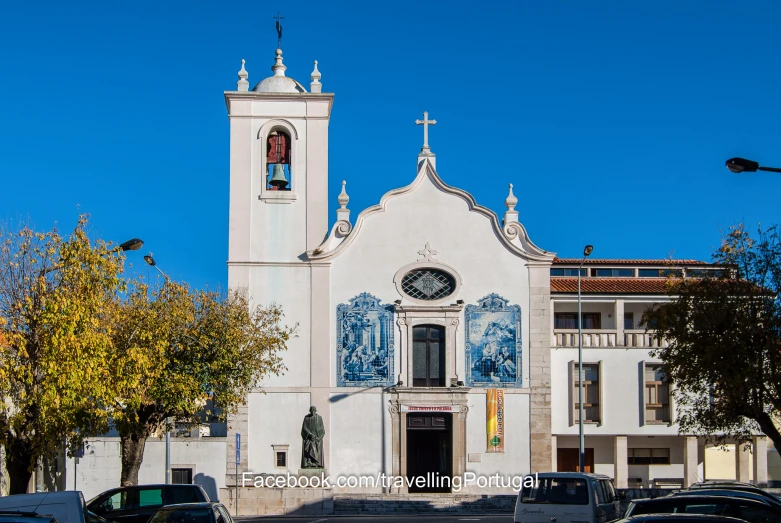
[401, 269, 456, 301]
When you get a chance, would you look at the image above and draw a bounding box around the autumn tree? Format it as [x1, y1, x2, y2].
[642, 224, 781, 450]
[111, 280, 292, 486]
[0, 216, 126, 494]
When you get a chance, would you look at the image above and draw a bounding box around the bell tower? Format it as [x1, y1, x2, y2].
[225, 48, 333, 265]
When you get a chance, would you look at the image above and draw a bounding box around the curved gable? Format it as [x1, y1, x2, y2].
[309, 158, 555, 263]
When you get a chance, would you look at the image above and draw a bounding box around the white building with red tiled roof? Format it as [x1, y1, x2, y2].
[549, 258, 771, 488]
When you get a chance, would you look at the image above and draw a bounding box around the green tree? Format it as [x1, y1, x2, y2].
[111, 280, 293, 486]
[642, 224, 781, 450]
[0, 216, 126, 494]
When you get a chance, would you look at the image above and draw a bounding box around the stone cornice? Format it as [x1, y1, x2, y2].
[224, 90, 334, 115]
[227, 260, 331, 267]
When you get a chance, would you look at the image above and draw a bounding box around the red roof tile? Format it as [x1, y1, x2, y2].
[550, 278, 674, 294]
[552, 257, 709, 266]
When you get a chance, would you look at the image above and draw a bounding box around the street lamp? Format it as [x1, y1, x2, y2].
[143, 253, 172, 483]
[120, 238, 144, 252]
[578, 244, 593, 472]
[726, 157, 781, 174]
[144, 254, 170, 280]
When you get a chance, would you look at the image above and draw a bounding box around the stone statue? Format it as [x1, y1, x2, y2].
[300, 405, 325, 468]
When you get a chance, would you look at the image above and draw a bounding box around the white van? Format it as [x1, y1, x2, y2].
[514, 472, 622, 523]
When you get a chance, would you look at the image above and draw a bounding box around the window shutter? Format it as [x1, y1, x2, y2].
[639, 360, 646, 427]
[597, 360, 604, 426]
[569, 360, 575, 427]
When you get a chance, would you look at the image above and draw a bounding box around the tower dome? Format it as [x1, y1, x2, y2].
[253, 49, 307, 94]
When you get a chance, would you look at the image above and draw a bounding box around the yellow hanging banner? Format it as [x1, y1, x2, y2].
[486, 388, 505, 453]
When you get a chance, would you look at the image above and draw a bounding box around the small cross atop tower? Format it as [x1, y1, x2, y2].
[415, 111, 437, 153]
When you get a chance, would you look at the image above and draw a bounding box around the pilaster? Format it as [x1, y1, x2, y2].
[683, 436, 699, 487]
[615, 299, 625, 346]
[753, 436, 768, 487]
[528, 263, 552, 473]
[226, 403, 249, 487]
[613, 435, 628, 488]
[736, 441, 751, 483]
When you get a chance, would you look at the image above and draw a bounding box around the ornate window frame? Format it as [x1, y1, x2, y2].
[395, 305, 462, 388]
[393, 260, 462, 306]
[258, 119, 299, 204]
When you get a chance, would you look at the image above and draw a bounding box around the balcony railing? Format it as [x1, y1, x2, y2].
[553, 329, 669, 348]
[624, 329, 669, 348]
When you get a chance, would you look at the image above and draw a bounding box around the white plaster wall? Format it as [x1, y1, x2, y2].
[623, 302, 657, 328]
[556, 435, 686, 484]
[329, 172, 532, 390]
[246, 391, 311, 473]
[63, 438, 226, 502]
[248, 266, 311, 388]
[551, 347, 680, 436]
[553, 301, 617, 330]
[329, 390, 389, 483]
[464, 391, 530, 493]
[768, 442, 781, 484]
[627, 436, 687, 486]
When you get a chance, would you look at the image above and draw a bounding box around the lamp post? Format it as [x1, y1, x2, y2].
[578, 244, 593, 472]
[726, 157, 781, 174]
[143, 254, 172, 484]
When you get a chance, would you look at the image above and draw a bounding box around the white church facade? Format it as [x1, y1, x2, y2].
[43, 44, 777, 511]
[220, 43, 774, 503]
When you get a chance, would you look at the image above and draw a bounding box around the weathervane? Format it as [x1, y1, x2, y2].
[274, 12, 284, 48]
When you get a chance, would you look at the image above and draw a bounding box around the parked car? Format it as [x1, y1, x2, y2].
[0, 492, 88, 523]
[673, 488, 781, 509]
[625, 494, 781, 522]
[615, 515, 751, 522]
[0, 513, 59, 523]
[87, 485, 209, 523]
[688, 483, 781, 502]
[147, 503, 232, 523]
[515, 472, 622, 523]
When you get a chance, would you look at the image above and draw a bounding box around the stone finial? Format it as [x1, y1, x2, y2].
[503, 183, 519, 225]
[338, 180, 349, 208]
[505, 183, 518, 211]
[272, 49, 287, 77]
[310, 60, 322, 93]
[336, 180, 350, 223]
[237, 59, 249, 92]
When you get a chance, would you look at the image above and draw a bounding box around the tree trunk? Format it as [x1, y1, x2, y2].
[5, 437, 34, 495]
[120, 432, 148, 486]
[756, 412, 781, 457]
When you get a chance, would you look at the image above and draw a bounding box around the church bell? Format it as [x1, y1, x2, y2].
[268, 163, 289, 189]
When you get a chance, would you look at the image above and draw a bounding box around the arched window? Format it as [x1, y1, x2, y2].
[266, 129, 291, 191]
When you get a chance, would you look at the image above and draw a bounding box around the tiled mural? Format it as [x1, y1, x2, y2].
[465, 293, 522, 387]
[336, 293, 394, 387]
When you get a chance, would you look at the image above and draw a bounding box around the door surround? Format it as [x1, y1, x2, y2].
[388, 387, 470, 493]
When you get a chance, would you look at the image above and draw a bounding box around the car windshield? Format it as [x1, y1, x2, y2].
[521, 477, 589, 505]
[149, 509, 212, 523]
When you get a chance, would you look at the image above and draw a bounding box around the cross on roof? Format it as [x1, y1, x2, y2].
[415, 111, 437, 153]
[417, 242, 439, 262]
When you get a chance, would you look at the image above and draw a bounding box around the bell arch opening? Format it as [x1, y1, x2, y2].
[266, 128, 292, 191]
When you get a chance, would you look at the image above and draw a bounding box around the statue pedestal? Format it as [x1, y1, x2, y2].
[298, 467, 327, 479]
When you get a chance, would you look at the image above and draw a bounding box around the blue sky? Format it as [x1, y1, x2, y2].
[2, 1, 780, 289]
